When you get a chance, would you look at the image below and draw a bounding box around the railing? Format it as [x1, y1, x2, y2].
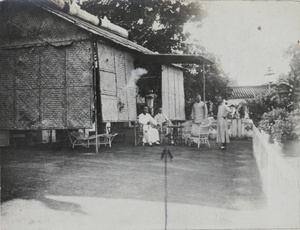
[252, 125, 300, 228]
[209, 118, 253, 139]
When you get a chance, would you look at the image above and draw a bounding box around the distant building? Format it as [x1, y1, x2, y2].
[228, 85, 269, 105]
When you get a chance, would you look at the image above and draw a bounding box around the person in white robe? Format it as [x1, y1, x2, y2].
[216, 96, 232, 150]
[191, 94, 208, 124]
[138, 106, 160, 146]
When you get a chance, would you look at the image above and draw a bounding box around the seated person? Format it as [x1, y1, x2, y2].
[154, 108, 174, 144]
[138, 106, 160, 146]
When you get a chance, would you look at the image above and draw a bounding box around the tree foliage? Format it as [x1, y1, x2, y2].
[82, 0, 233, 117]
[81, 0, 205, 53]
[246, 91, 280, 125]
[246, 43, 300, 125]
[279, 43, 300, 110]
[183, 47, 233, 116]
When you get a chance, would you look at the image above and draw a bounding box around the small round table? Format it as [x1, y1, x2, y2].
[167, 125, 184, 145]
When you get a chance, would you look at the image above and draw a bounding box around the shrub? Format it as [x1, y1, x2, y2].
[259, 108, 300, 143]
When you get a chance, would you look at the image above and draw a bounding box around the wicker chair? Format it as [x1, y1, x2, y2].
[68, 131, 118, 148]
[182, 120, 193, 145]
[134, 122, 144, 146]
[68, 131, 90, 148]
[134, 122, 163, 146]
[187, 118, 212, 148]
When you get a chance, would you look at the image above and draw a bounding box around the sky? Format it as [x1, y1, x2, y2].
[185, 0, 300, 86]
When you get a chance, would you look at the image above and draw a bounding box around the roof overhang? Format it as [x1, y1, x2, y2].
[27, 0, 153, 54]
[136, 54, 214, 66]
[25, 1, 213, 67]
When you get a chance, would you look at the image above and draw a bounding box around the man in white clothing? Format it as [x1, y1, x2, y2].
[190, 94, 208, 124]
[138, 106, 160, 146]
[216, 96, 232, 150]
[154, 108, 172, 127]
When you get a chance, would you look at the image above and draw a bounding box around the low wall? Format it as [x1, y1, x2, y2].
[209, 118, 253, 139]
[252, 125, 300, 228]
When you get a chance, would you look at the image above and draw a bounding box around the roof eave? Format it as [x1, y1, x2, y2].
[31, 0, 153, 55]
[136, 53, 213, 65]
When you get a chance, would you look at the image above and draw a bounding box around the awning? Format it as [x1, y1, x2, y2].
[136, 54, 214, 65]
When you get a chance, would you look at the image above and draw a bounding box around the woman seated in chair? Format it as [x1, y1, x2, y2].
[138, 106, 160, 146]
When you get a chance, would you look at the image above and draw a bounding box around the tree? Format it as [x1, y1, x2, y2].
[277, 43, 300, 111]
[246, 43, 300, 125]
[246, 90, 281, 125]
[183, 52, 233, 117]
[82, 0, 233, 117]
[81, 0, 206, 53]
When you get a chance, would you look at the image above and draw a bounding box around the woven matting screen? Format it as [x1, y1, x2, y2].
[15, 48, 39, 89]
[40, 46, 66, 88]
[67, 87, 91, 128]
[14, 47, 40, 129]
[0, 1, 89, 47]
[66, 41, 92, 86]
[0, 89, 14, 129]
[0, 49, 16, 129]
[0, 49, 15, 89]
[0, 41, 93, 129]
[66, 40, 93, 128]
[41, 89, 65, 128]
[16, 89, 39, 128]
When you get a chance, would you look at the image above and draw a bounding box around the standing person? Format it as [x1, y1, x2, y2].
[216, 96, 232, 150]
[138, 106, 160, 146]
[190, 94, 208, 124]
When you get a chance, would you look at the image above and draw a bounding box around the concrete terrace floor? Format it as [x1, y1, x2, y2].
[1, 140, 274, 230]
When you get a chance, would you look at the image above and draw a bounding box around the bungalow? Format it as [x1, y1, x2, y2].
[0, 0, 210, 146]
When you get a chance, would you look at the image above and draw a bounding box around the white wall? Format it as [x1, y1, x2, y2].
[252, 125, 300, 228]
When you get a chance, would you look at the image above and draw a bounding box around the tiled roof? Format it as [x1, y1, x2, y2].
[229, 85, 269, 99]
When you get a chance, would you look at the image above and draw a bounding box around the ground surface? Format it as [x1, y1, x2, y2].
[1, 140, 272, 230]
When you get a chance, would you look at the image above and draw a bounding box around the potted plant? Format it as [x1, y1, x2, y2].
[259, 108, 300, 156]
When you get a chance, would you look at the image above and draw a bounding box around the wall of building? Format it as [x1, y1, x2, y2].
[0, 1, 93, 130]
[98, 42, 137, 122]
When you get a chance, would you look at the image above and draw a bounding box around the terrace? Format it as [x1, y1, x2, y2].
[1, 134, 299, 229]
